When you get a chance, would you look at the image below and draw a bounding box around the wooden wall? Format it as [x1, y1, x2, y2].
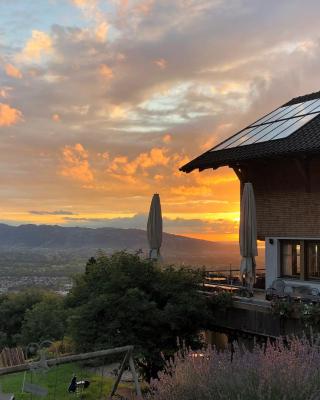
[233, 157, 320, 240]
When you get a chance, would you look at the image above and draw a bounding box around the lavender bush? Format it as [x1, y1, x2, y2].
[148, 336, 320, 400]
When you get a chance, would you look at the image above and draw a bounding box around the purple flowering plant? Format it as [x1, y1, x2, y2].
[148, 336, 320, 400]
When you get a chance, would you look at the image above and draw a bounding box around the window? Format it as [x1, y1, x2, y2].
[280, 240, 320, 280]
[307, 242, 320, 279]
[281, 241, 301, 278]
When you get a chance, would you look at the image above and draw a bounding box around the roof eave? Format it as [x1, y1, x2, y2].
[179, 160, 228, 173]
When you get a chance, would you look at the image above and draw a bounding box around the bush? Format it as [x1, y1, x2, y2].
[148, 336, 320, 400]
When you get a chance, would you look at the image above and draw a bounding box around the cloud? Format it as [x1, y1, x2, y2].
[99, 64, 114, 79]
[17, 30, 53, 63]
[0, 87, 12, 99]
[109, 105, 126, 119]
[60, 143, 94, 183]
[95, 22, 109, 42]
[0, 103, 23, 126]
[4, 64, 22, 79]
[135, 0, 155, 16]
[153, 58, 167, 69]
[163, 134, 172, 143]
[52, 113, 61, 122]
[29, 210, 76, 215]
[72, 0, 95, 6]
[109, 147, 170, 176]
[71, 0, 109, 42]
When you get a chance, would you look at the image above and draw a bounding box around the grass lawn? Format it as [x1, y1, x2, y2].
[0, 362, 129, 399]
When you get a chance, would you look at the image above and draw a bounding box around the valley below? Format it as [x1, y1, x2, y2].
[0, 224, 265, 293]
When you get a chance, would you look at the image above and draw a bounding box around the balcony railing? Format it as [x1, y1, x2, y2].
[203, 268, 266, 292]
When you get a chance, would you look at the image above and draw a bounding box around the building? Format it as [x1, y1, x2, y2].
[180, 91, 320, 290]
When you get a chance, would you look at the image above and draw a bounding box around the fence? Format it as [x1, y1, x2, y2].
[0, 348, 25, 368]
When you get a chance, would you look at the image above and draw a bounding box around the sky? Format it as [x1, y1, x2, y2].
[1, 0, 320, 242]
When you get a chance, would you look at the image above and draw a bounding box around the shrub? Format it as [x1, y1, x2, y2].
[208, 291, 233, 310]
[148, 336, 320, 400]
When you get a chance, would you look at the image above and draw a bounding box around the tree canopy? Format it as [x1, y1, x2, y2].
[66, 251, 209, 380]
[0, 290, 67, 347]
[0, 289, 45, 347]
[21, 293, 67, 344]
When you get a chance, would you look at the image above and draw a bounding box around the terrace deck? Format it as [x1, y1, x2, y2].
[202, 286, 306, 339]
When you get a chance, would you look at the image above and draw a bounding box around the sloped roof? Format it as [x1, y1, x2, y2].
[180, 91, 320, 173]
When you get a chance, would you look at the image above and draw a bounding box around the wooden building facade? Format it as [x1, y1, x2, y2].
[181, 91, 320, 289]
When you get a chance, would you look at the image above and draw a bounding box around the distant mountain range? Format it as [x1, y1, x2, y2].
[0, 223, 264, 268]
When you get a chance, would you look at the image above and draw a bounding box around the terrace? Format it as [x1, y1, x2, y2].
[200, 268, 320, 339]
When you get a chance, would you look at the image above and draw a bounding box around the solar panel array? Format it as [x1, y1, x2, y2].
[212, 98, 320, 151]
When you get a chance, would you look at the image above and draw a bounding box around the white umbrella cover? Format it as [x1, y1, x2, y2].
[239, 182, 258, 290]
[147, 193, 163, 260]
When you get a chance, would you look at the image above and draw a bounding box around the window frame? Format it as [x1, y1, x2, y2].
[306, 241, 320, 281]
[280, 239, 320, 282]
[280, 240, 302, 279]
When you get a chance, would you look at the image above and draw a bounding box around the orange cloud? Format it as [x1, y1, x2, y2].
[98, 151, 109, 160]
[116, 0, 129, 16]
[95, 22, 108, 42]
[108, 147, 170, 178]
[0, 88, 11, 98]
[99, 64, 113, 79]
[109, 155, 128, 173]
[52, 113, 61, 122]
[72, 0, 108, 42]
[153, 58, 167, 69]
[124, 147, 169, 175]
[5, 64, 22, 79]
[20, 30, 53, 62]
[0, 103, 23, 126]
[135, 0, 154, 16]
[163, 133, 172, 143]
[60, 143, 94, 183]
[110, 105, 126, 119]
[154, 174, 164, 181]
[72, 0, 93, 6]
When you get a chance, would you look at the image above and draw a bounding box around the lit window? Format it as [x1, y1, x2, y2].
[307, 242, 320, 279]
[281, 241, 300, 278]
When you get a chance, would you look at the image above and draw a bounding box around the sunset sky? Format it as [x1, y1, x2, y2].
[1, 0, 320, 241]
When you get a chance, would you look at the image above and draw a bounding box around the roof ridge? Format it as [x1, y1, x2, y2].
[283, 90, 320, 107]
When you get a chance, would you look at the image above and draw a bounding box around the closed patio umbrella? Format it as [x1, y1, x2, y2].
[239, 182, 258, 292]
[147, 193, 163, 260]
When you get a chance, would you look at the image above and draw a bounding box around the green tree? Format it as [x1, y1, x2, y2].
[21, 293, 67, 344]
[66, 251, 209, 380]
[0, 289, 45, 347]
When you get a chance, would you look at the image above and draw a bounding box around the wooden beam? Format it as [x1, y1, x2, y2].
[0, 346, 134, 376]
[129, 355, 142, 398]
[232, 166, 245, 182]
[110, 349, 131, 397]
[300, 240, 308, 281]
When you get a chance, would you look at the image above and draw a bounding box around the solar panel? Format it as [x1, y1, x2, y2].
[211, 99, 320, 152]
